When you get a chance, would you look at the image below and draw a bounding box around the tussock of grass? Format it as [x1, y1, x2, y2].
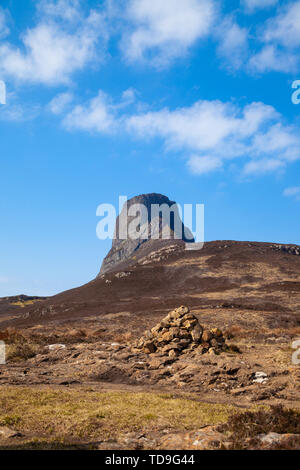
[0, 329, 41, 362]
[0, 387, 235, 441]
[218, 405, 300, 449]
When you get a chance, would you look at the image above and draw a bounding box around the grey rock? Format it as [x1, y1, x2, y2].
[99, 193, 194, 275]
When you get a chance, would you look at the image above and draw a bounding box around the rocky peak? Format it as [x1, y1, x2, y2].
[99, 193, 194, 275]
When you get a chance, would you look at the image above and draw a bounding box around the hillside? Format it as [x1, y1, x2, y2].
[1, 240, 300, 334]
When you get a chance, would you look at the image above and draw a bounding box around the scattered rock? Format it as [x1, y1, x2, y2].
[160, 425, 228, 450]
[271, 244, 300, 257]
[46, 344, 66, 351]
[115, 272, 131, 279]
[252, 371, 268, 384]
[257, 432, 300, 449]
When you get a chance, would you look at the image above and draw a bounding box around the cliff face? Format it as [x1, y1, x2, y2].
[99, 193, 194, 275]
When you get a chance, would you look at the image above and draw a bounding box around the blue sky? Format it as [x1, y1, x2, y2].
[0, 0, 300, 297]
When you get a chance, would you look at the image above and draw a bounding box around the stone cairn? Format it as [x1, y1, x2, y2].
[133, 306, 227, 359]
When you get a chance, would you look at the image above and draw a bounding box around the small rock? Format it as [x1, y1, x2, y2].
[168, 349, 179, 359]
[202, 330, 213, 342]
[46, 344, 66, 351]
[252, 371, 268, 384]
[0, 427, 22, 439]
[211, 328, 223, 338]
[191, 323, 203, 343]
[143, 341, 156, 354]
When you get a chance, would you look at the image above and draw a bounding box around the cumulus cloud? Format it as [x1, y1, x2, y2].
[0, 91, 40, 122]
[126, 99, 300, 175]
[284, 186, 300, 196]
[48, 92, 73, 115]
[0, 0, 108, 85]
[283, 186, 300, 200]
[249, 45, 299, 73]
[242, 0, 278, 12]
[63, 91, 116, 133]
[243, 158, 285, 175]
[250, 123, 300, 161]
[37, 0, 82, 22]
[263, 1, 300, 48]
[62, 87, 141, 132]
[126, 100, 277, 153]
[216, 16, 248, 69]
[121, 88, 137, 105]
[122, 0, 216, 65]
[188, 155, 222, 175]
[0, 7, 10, 39]
[250, 2, 300, 73]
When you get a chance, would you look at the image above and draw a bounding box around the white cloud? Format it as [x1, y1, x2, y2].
[49, 92, 73, 114]
[188, 155, 222, 175]
[0, 7, 9, 39]
[122, 0, 216, 65]
[121, 88, 136, 105]
[63, 91, 116, 133]
[249, 2, 300, 73]
[126, 100, 277, 153]
[216, 17, 248, 69]
[263, 1, 300, 48]
[250, 123, 300, 161]
[0, 1, 107, 85]
[62, 87, 141, 132]
[242, 0, 278, 12]
[37, 0, 82, 22]
[243, 158, 285, 175]
[0, 91, 40, 122]
[283, 186, 300, 200]
[126, 99, 300, 175]
[249, 45, 298, 73]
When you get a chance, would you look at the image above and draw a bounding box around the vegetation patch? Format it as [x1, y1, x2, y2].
[0, 387, 236, 442]
[218, 405, 300, 449]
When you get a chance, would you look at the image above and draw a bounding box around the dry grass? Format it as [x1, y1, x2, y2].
[0, 387, 236, 442]
[0, 328, 42, 362]
[10, 299, 42, 308]
[218, 405, 300, 449]
[0, 326, 107, 353]
[112, 332, 133, 344]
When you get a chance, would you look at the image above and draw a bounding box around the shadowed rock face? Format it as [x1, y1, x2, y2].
[99, 193, 194, 275]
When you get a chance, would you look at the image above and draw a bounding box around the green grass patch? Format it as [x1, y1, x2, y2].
[0, 387, 236, 441]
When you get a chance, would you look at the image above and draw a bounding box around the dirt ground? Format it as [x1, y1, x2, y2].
[0, 241, 299, 449]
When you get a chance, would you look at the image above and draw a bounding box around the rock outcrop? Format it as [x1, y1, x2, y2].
[99, 193, 194, 275]
[133, 306, 227, 358]
[271, 244, 300, 256]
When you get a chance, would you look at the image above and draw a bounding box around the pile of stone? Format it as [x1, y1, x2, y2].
[133, 306, 227, 359]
